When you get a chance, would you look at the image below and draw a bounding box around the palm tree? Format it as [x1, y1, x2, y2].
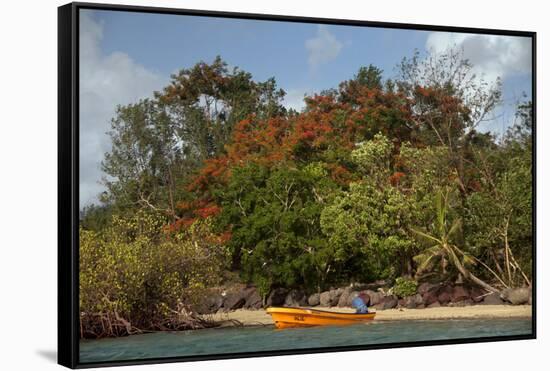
[411, 188, 504, 293]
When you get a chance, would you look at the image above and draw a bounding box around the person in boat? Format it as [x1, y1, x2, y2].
[351, 292, 370, 314]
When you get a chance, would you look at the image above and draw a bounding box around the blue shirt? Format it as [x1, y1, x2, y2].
[351, 296, 369, 313]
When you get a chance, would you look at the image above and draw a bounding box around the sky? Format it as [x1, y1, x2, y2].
[79, 9, 532, 208]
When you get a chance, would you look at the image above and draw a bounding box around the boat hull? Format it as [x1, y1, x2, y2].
[266, 307, 376, 329]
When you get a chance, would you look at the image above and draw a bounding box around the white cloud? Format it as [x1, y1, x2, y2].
[282, 89, 311, 112]
[425, 32, 532, 136]
[425, 32, 532, 82]
[79, 11, 165, 208]
[305, 25, 344, 71]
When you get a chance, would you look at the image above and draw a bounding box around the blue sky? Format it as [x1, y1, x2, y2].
[79, 9, 532, 207]
[95, 10, 428, 97]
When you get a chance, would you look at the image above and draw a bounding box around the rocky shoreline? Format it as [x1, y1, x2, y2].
[210, 305, 532, 327]
[195, 281, 533, 318]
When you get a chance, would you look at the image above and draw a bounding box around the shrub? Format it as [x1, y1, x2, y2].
[392, 277, 418, 298]
[79, 210, 229, 338]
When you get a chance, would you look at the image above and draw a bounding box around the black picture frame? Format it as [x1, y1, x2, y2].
[58, 2, 537, 368]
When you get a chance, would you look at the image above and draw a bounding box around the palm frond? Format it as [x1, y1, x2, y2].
[447, 218, 462, 241]
[411, 228, 442, 245]
[435, 191, 445, 236]
[461, 252, 477, 267]
[414, 247, 442, 273]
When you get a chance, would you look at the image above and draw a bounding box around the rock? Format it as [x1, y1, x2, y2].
[500, 287, 530, 305]
[284, 289, 307, 307]
[320, 288, 343, 307]
[333, 288, 344, 301]
[320, 291, 332, 307]
[528, 291, 532, 305]
[381, 295, 398, 309]
[469, 286, 486, 303]
[418, 282, 438, 295]
[427, 301, 441, 308]
[423, 286, 440, 306]
[223, 291, 247, 311]
[243, 289, 262, 309]
[221, 286, 260, 312]
[404, 294, 423, 309]
[195, 293, 224, 314]
[451, 286, 470, 302]
[367, 290, 384, 306]
[337, 288, 357, 307]
[437, 291, 451, 305]
[482, 292, 504, 305]
[308, 293, 320, 306]
[357, 291, 368, 305]
[266, 288, 288, 307]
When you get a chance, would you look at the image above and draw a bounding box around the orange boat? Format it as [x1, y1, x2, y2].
[266, 307, 376, 329]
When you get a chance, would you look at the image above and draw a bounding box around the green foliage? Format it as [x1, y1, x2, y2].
[216, 163, 339, 293]
[101, 56, 287, 217]
[321, 180, 417, 281]
[79, 210, 228, 337]
[338, 64, 384, 104]
[351, 133, 392, 179]
[392, 277, 418, 298]
[82, 53, 533, 337]
[463, 114, 532, 286]
[80, 204, 112, 231]
[157, 56, 286, 159]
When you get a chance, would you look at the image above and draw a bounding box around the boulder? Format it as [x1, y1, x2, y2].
[320, 288, 343, 307]
[427, 301, 441, 308]
[500, 287, 530, 305]
[404, 294, 423, 309]
[423, 287, 440, 306]
[308, 293, 320, 306]
[284, 289, 308, 307]
[357, 291, 367, 304]
[451, 286, 470, 302]
[367, 290, 384, 306]
[528, 291, 532, 305]
[243, 289, 262, 310]
[195, 293, 224, 314]
[337, 288, 357, 307]
[469, 286, 486, 303]
[266, 288, 288, 307]
[437, 291, 451, 305]
[320, 291, 332, 307]
[437, 284, 453, 305]
[223, 291, 247, 311]
[378, 295, 398, 310]
[482, 292, 504, 305]
[418, 282, 438, 295]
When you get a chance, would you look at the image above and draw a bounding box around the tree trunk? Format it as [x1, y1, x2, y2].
[466, 271, 500, 293]
[446, 244, 500, 293]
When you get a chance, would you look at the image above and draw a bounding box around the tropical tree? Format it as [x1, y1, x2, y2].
[156, 55, 287, 160]
[463, 100, 533, 288]
[412, 187, 505, 292]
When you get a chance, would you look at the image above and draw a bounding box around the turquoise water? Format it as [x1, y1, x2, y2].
[80, 318, 532, 363]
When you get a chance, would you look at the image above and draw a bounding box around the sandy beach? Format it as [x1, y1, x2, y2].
[210, 305, 532, 326]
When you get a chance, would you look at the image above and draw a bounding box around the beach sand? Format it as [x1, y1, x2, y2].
[209, 305, 532, 326]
